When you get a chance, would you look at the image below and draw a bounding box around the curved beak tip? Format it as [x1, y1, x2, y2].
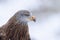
[32, 16, 36, 22]
[33, 19, 36, 22]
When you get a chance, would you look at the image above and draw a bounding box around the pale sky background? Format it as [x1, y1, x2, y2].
[0, 0, 60, 40]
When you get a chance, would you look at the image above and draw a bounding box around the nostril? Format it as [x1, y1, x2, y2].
[32, 16, 36, 19]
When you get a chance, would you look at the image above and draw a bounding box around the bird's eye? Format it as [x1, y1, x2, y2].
[24, 13, 30, 16]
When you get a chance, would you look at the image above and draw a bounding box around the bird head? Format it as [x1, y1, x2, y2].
[15, 10, 36, 23]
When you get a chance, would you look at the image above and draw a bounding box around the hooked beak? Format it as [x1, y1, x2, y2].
[29, 16, 36, 22]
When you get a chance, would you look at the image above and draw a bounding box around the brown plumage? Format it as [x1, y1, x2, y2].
[0, 10, 36, 40]
[0, 28, 7, 40]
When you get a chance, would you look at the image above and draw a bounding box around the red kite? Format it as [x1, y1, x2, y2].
[0, 10, 36, 40]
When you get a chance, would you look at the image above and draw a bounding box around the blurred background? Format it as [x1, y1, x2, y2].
[0, 0, 60, 40]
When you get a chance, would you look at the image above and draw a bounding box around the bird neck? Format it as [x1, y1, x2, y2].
[6, 15, 28, 27]
[15, 19, 28, 26]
